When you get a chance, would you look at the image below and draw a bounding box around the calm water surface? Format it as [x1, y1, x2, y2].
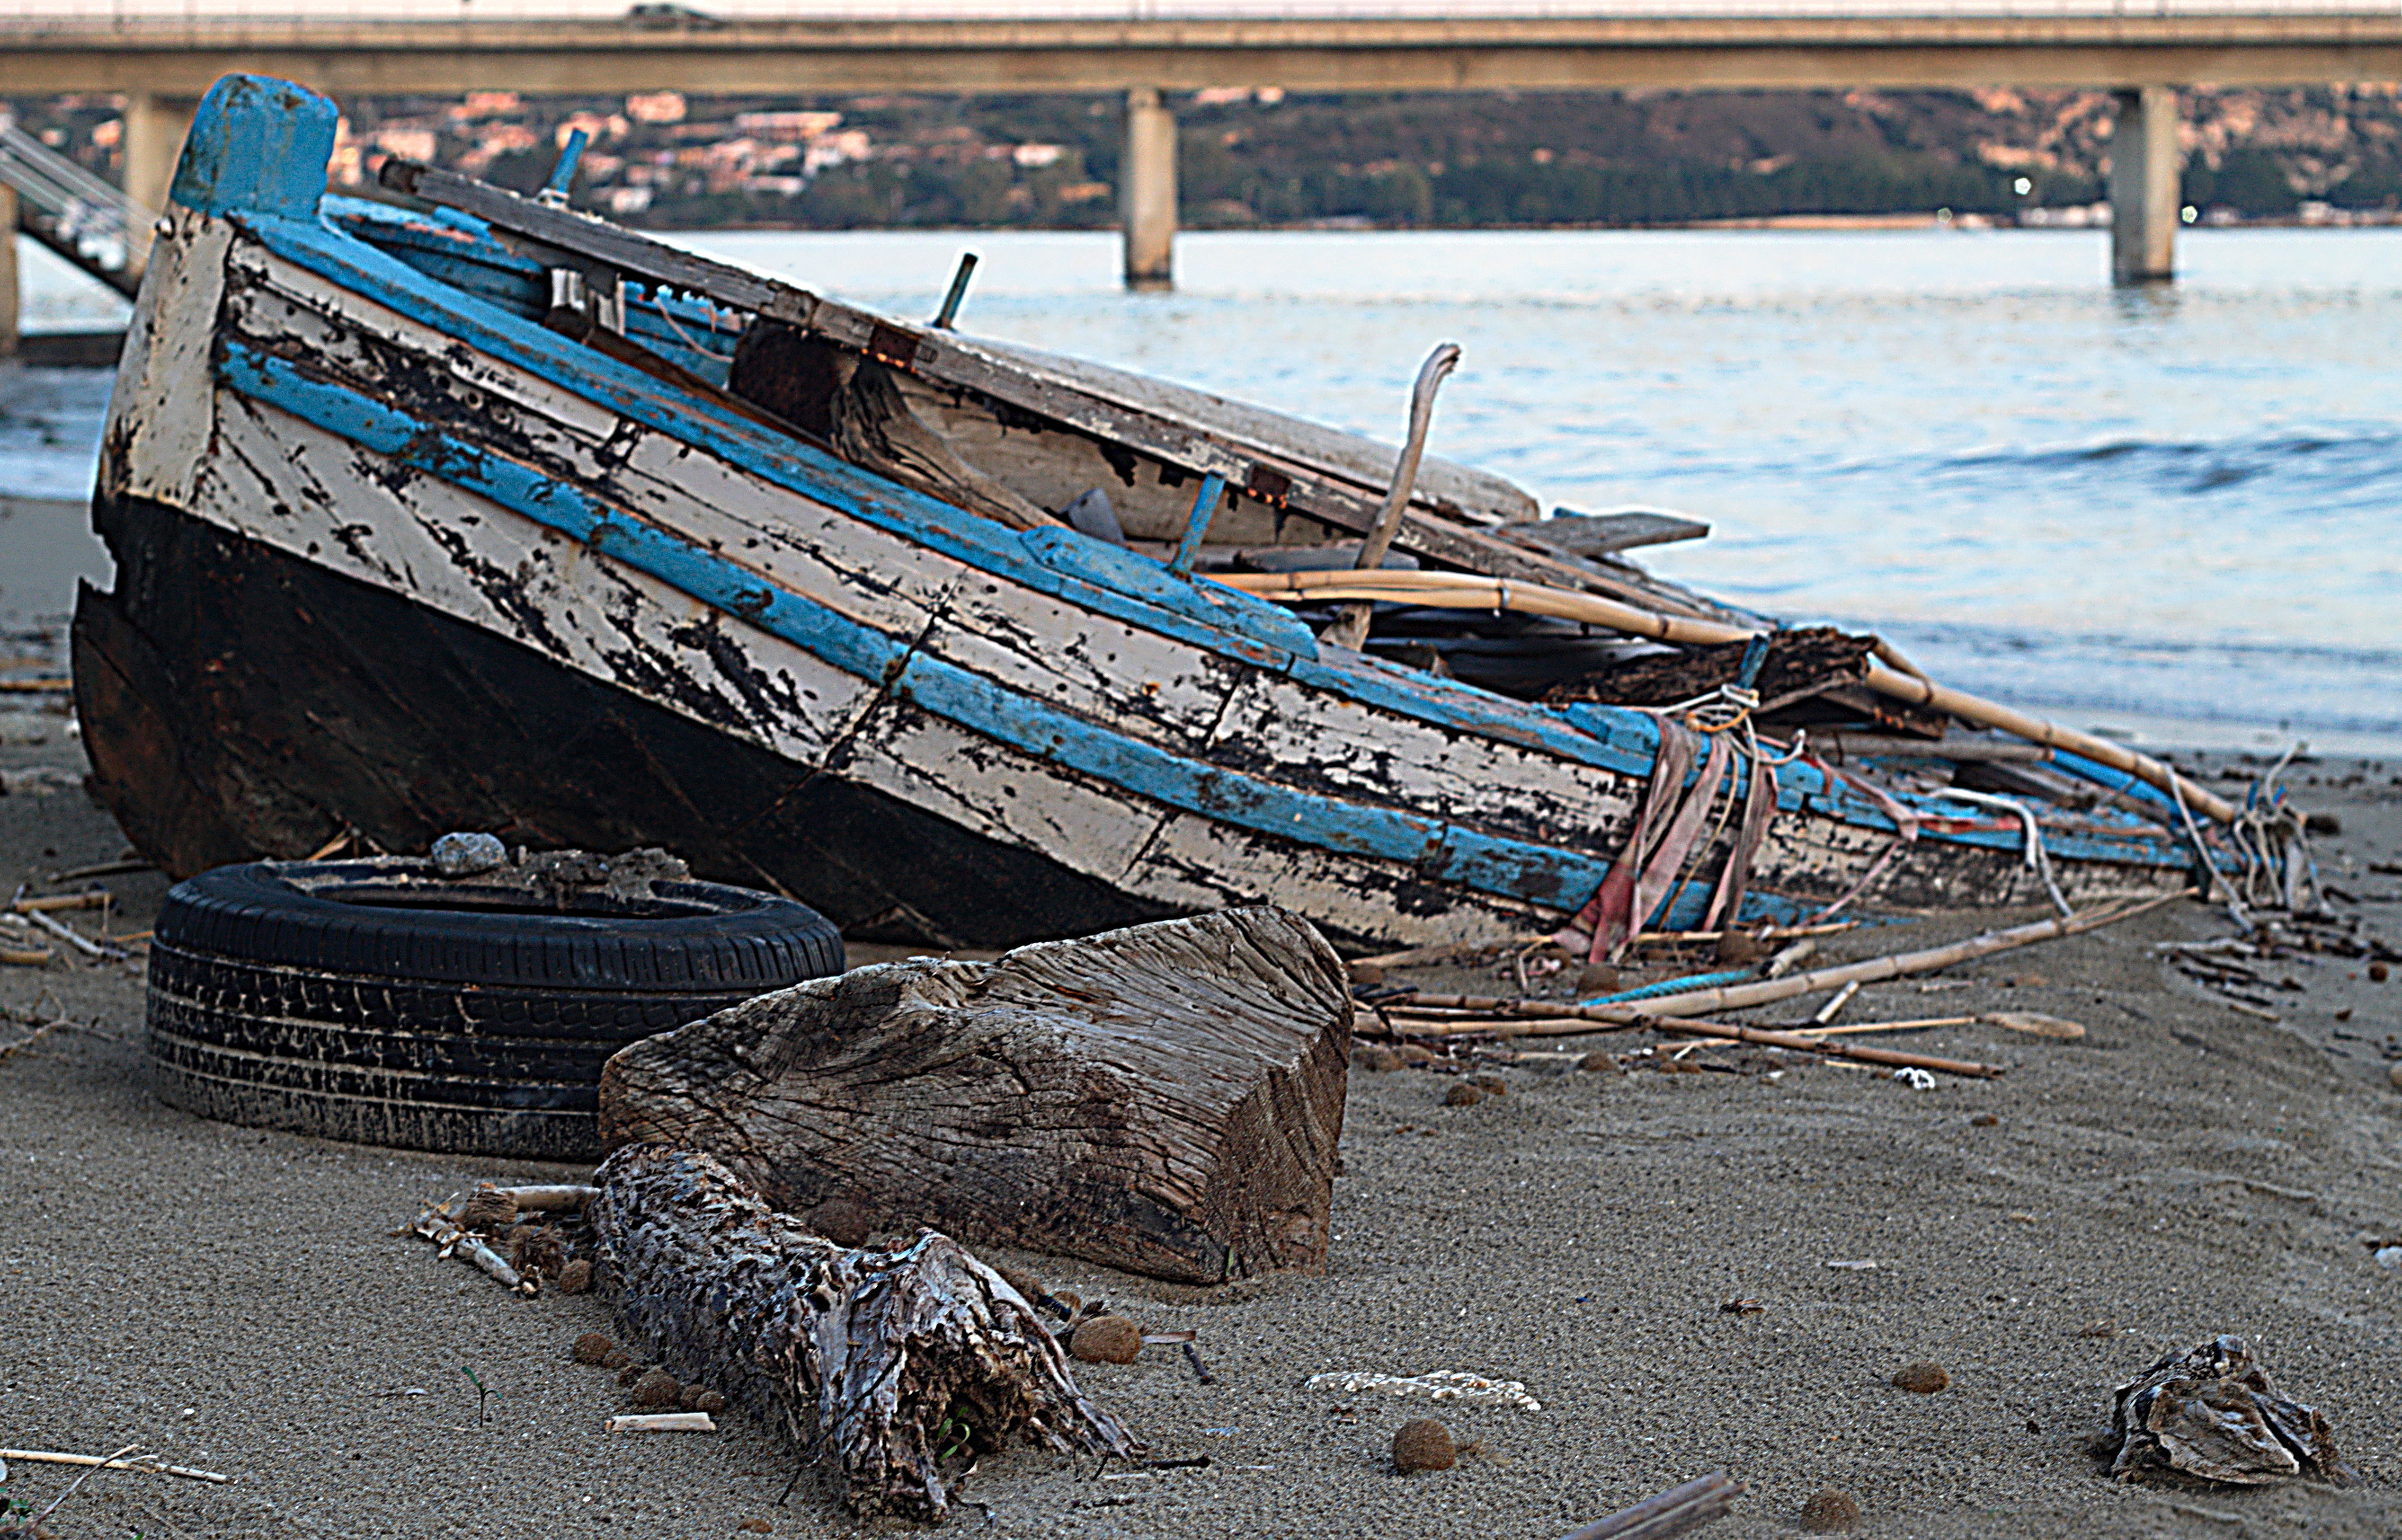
[15, 226, 2399, 752]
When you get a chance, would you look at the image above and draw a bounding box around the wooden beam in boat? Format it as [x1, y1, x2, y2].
[1810, 734, 2051, 762]
[382, 158, 1744, 623]
[1508, 509, 1711, 557]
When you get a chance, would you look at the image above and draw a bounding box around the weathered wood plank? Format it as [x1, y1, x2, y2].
[1505, 509, 1711, 557]
[598, 907, 1354, 1284]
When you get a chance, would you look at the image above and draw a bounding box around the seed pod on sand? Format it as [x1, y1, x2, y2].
[1069, 1315, 1142, 1365]
[1392, 1419, 1456, 1473]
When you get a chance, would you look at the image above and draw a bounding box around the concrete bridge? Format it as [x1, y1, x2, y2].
[7, 10, 2402, 289]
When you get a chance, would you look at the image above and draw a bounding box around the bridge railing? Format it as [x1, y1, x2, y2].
[1, 0, 2401, 26]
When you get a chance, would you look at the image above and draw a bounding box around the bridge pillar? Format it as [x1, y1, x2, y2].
[0, 184, 17, 359]
[1121, 86, 1176, 291]
[123, 92, 197, 274]
[2109, 86, 2180, 286]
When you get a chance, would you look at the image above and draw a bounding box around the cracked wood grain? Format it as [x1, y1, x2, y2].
[598, 906, 1352, 1284]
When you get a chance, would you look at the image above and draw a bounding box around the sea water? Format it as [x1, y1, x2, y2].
[11, 225, 2399, 753]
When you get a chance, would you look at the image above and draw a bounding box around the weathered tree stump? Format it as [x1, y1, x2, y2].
[591, 1143, 1130, 1522]
[597, 906, 1352, 1284]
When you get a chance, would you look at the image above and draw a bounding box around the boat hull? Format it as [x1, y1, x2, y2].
[73, 79, 2193, 951]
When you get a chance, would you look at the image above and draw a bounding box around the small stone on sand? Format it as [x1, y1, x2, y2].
[739, 1522, 773, 1535]
[1069, 1315, 1142, 1364]
[1970, 1113, 1999, 1127]
[2372, 962, 2390, 983]
[1578, 1051, 1620, 1074]
[556, 1258, 593, 1294]
[603, 1349, 631, 1371]
[1351, 1045, 1404, 1072]
[679, 1382, 712, 1410]
[1468, 1073, 1506, 1095]
[1392, 1418, 1455, 1473]
[2389, 1062, 2402, 1090]
[695, 1390, 728, 1413]
[1798, 1489, 1861, 1532]
[1444, 1082, 1485, 1107]
[1892, 1361, 1950, 1394]
[630, 1368, 681, 1408]
[571, 1332, 614, 1366]
[616, 1361, 647, 1387]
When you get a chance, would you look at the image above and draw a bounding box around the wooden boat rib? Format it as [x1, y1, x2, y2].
[75, 77, 2208, 953]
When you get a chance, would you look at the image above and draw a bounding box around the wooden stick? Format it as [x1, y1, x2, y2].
[1389, 1009, 1999, 1076]
[11, 892, 107, 914]
[1384, 893, 2179, 1039]
[605, 1413, 716, 1434]
[1635, 1017, 2004, 1078]
[1351, 920, 1860, 970]
[409, 1209, 526, 1289]
[1812, 979, 1862, 1026]
[0, 1448, 232, 1484]
[1, 947, 53, 967]
[1557, 1469, 1744, 1540]
[1686, 1015, 1980, 1044]
[1605, 893, 2183, 1019]
[23, 908, 110, 958]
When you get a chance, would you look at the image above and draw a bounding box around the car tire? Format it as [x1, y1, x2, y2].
[145, 852, 843, 1160]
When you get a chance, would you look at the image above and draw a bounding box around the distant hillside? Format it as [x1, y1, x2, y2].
[16, 83, 2402, 229]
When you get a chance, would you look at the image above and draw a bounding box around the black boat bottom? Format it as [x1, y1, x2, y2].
[73, 494, 1174, 949]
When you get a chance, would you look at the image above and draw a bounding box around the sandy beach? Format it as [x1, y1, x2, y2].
[3, 691, 2399, 1538]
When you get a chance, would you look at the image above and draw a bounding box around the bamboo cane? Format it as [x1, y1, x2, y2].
[1380, 891, 2180, 1033]
[1214, 570, 2236, 822]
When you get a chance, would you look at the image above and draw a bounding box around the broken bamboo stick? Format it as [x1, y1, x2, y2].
[605, 1413, 715, 1434]
[1383, 1009, 2000, 1076]
[1634, 1018, 2004, 1078]
[0, 1448, 232, 1485]
[1217, 569, 2235, 822]
[10, 892, 108, 914]
[1386, 893, 2179, 1036]
[1557, 1469, 1744, 1540]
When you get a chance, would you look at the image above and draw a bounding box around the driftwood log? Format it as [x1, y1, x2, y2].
[599, 907, 1352, 1284]
[591, 1144, 1130, 1521]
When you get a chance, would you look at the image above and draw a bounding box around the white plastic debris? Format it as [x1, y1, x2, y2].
[1894, 1067, 1939, 1091]
[1305, 1369, 1542, 1412]
[2374, 1247, 2402, 1271]
[1824, 1259, 1880, 1271]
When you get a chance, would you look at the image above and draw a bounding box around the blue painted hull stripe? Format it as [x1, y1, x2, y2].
[227, 212, 2187, 877]
[238, 210, 1674, 779]
[217, 341, 1617, 909]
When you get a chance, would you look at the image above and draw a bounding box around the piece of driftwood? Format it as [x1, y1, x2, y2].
[408, 1207, 527, 1290]
[2108, 1336, 2353, 1487]
[1543, 626, 1871, 710]
[589, 1144, 1129, 1521]
[600, 907, 1352, 1284]
[1558, 1470, 1744, 1540]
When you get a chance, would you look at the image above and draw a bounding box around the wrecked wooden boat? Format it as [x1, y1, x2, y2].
[75, 75, 2234, 954]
